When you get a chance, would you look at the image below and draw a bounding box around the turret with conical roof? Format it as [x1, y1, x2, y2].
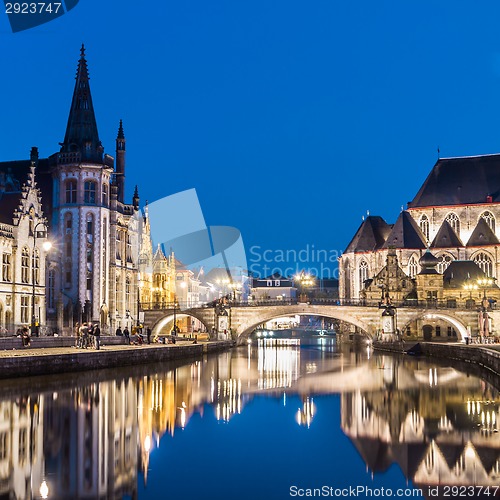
[60, 45, 103, 164]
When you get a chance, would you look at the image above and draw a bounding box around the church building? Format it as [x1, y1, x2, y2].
[339, 154, 500, 339]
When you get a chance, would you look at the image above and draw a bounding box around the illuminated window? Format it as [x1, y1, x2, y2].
[21, 247, 30, 283]
[473, 252, 493, 277]
[437, 254, 453, 274]
[445, 213, 460, 234]
[2, 254, 11, 282]
[408, 256, 418, 278]
[32, 248, 40, 284]
[480, 211, 495, 232]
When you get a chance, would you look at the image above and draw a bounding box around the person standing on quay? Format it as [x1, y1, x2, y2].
[146, 327, 151, 344]
[123, 326, 130, 345]
[94, 323, 101, 350]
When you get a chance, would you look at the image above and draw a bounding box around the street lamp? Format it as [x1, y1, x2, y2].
[31, 221, 52, 336]
[172, 295, 179, 335]
[229, 281, 242, 301]
[294, 272, 315, 302]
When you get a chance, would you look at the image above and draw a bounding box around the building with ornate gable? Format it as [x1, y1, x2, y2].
[0, 163, 51, 332]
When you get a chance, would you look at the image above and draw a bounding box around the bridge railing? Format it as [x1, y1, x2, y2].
[141, 297, 492, 311]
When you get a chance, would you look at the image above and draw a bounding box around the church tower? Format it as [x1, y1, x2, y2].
[51, 45, 115, 330]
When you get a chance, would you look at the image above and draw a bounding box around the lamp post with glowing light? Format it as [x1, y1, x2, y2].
[294, 272, 315, 303]
[477, 277, 495, 304]
[31, 221, 52, 336]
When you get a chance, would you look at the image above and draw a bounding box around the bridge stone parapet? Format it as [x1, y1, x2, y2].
[145, 303, 483, 344]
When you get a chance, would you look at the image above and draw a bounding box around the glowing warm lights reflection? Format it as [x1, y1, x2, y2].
[296, 397, 315, 428]
[144, 435, 151, 453]
[40, 481, 49, 499]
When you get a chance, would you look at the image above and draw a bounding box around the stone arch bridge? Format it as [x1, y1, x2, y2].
[144, 302, 481, 345]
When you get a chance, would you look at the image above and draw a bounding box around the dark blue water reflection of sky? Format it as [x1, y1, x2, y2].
[139, 393, 409, 500]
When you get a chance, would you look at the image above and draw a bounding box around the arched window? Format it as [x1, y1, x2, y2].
[32, 249, 40, 284]
[102, 183, 108, 206]
[21, 247, 30, 283]
[84, 181, 96, 204]
[480, 211, 496, 232]
[65, 179, 77, 204]
[358, 260, 369, 289]
[473, 252, 494, 277]
[420, 215, 430, 241]
[437, 254, 453, 274]
[445, 213, 460, 234]
[408, 256, 418, 278]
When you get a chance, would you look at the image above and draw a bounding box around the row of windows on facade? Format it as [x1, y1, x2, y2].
[418, 211, 495, 240]
[65, 180, 109, 205]
[358, 251, 495, 286]
[1, 249, 41, 284]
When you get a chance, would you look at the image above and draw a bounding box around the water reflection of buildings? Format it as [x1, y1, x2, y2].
[341, 356, 500, 490]
[44, 380, 138, 499]
[0, 397, 44, 499]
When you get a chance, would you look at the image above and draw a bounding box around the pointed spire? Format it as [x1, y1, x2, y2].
[117, 119, 125, 140]
[60, 45, 103, 164]
[133, 185, 139, 210]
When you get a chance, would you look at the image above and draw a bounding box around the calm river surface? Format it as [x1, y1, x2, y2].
[1, 339, 499, 499]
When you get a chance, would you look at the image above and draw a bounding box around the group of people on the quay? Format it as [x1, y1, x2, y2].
[115, 325, 153, 345]
[74, 322, 101, 350]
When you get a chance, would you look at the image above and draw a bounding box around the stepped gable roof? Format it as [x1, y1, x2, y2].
[467, 217, 500, 246]
[382, 211, 427, 249]
[344, 216, 392, 253]
[430, 220, 463, 248]
[442, 260, 490, 288]
[409, 154, 500, 208]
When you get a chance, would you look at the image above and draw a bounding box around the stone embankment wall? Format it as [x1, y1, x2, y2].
[0, 340, 234, 378]
[419, 343, 500, 377]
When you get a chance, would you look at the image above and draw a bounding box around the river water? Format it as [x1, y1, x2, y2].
[1, 338, 499, 499]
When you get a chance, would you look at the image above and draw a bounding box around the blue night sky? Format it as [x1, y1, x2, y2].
[2, 1, 500, 276]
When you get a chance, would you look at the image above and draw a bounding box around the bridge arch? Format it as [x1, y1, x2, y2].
[400, 312, 468, 341]
[235, 305, 375, 342]
[151, 311, 212, 337]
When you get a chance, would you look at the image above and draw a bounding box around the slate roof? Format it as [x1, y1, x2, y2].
[382, 211, 427, 249]
[466, 218, 500, 246]
[344, 216, 392, 253]
[430, 220, 463, 248]
[442, 260, 490, 288]
[409, 154, 500, 208]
